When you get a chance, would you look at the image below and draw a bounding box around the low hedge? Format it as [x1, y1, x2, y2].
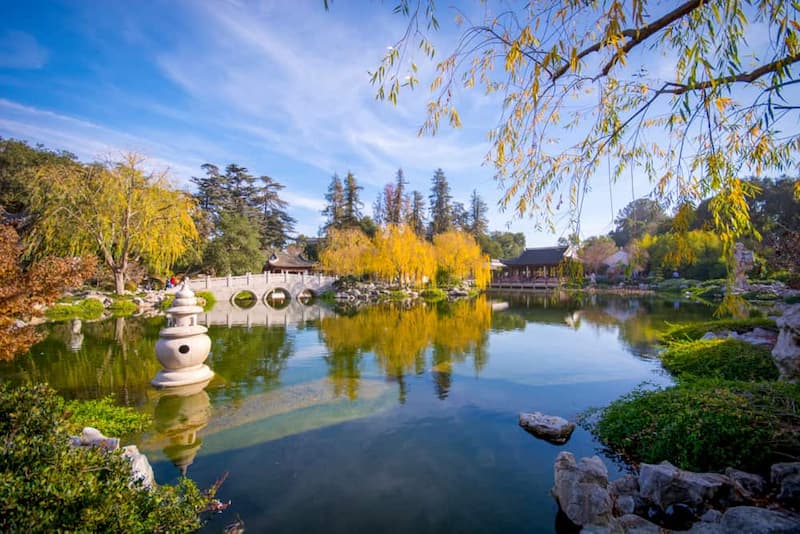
[64, 396, 151, 437]
[589, 380, 800, 473]
[661, 338, 779, 381]
[45, 299, 105, 321]
[661, 318, 776, 343]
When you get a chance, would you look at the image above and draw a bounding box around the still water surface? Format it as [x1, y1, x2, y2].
[0, 293, 714, 533]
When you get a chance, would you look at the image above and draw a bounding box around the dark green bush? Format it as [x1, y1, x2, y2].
[661, 339, 779, 381]
[420, 288, 446, 302]
[0, 384, 212, 532]
[64, 396, 151, 437]
[590, 380, 800, 472]
[46, 299, 105, 321]
[661, 318, 776, 343]
[109, 299, 138, 317]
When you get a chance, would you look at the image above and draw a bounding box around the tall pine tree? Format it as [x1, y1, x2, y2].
[322, 174, 345, 232]
[342, 172, 363, 228]
[429, 168, 453, 236]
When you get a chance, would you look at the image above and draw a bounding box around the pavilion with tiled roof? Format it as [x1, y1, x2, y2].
[492, 246, 577, 287]
[264, 251, 315, 274]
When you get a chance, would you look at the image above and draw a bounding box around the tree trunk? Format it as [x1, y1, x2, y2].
[113, 269, 125, 294]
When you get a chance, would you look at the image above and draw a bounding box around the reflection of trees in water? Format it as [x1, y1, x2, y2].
[495, 292, 714, 358]
[10, 316, 163, 405]
[206, 325, 293, 399]
[319, 297, 492, 402]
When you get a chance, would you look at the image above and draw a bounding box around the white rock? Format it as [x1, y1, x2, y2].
[123, 445, 156, 490]
[519, 411, 576, 444]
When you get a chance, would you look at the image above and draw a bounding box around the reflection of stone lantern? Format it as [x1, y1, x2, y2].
[154, 389, 211, 475]
[68, 318, 84, 352]
[152, 280, 214, 388]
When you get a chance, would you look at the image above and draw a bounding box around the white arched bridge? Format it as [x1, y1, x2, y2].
[189, 272, 337, 307]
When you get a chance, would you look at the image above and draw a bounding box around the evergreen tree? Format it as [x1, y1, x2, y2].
[254, 174, 295, 249]
[342, 171, 363, 228]
[203, 211, 264, 275]
[408, 190, 426, 237]
[322, 174, 345, 232]
[384, 168, 408, 225]
[429, 168, 452, 236]
[223, 164, 258, 215]
[468, 189, 489, 238]
[452, 202, 469, 232]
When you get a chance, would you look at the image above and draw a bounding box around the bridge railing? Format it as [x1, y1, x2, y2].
[196, 272, 337, 290]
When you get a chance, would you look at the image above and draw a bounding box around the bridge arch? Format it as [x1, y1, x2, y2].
[297, 288, 316, 305]
[264, 288, 291, 310]
[231, 290, 258, 310]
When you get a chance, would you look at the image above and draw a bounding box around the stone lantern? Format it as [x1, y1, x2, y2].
[152, 279, 214, 388]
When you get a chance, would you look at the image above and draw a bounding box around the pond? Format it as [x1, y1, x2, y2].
[0, 292, 714, 533]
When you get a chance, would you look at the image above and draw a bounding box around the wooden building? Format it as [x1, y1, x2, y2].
[492, 246, 574, 288]
[264, 251, 315, 274]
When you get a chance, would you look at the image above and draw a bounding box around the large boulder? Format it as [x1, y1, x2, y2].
[720, 506, 800, 533]
[638, 461, 743, 511]
[518, 412, 575, 444]
[724, 467, 767, 498]
[608, 474, 641, 516]
[552, 452, 613, 527]
[583, 514, 663, 534]
[772, 304, 800, 381]
[123, 445, 155, 490]
[771, 462, 800, 506]
[70, 426, 120, 452]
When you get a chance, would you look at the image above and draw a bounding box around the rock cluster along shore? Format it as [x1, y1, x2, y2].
[553, 452, 800, 532]
[333, 281, 472, 303]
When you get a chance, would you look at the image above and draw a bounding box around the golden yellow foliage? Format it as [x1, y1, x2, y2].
[433, 230, 491, 288]
[319, 227, 373, 277]
[28, 154, 197, 294]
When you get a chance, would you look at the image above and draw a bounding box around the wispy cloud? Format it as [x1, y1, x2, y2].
[0, 31, 48, 69]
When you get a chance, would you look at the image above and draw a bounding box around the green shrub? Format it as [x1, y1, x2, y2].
[661, 339, 779, 381]
[161, 291, 216, 312]
[46, 299, 106, 321]
[195, 291, 217, 311]
[655, 278, 700, 293]
[159, 295, 174, 311]
[109, 299, 138, 317]
[64, 396, 151, 437]
[420, 288, 446, 302]
[661, 318, 776, 343]
[0, 384, 214, 532]
[785, 295, 800, 305]
[320, 290, 336, 302]
[589, 380, 800, 472]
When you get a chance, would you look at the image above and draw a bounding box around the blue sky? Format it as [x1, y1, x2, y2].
[0, 0, 770, 246]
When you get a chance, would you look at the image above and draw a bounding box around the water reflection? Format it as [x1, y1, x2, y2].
[206, 326, 293, 399]
[153, 387, 211, 475]
[319, 297, 491, 402]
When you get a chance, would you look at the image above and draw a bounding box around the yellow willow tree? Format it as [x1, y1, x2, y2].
[368, 0, 800, 279]
[372, 223, 436, 286]
[433, 230, 490, 289]
[319, 227, 373, 277]
[28, 154, 198, 294]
